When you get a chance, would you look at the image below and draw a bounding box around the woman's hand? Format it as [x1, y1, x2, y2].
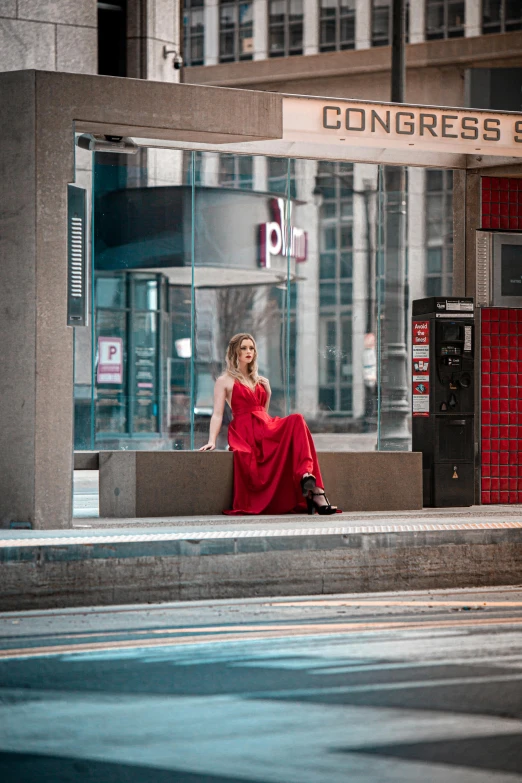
[199, 441, 216, 451]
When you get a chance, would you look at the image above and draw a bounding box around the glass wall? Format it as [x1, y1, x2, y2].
[74, 144, 454, 453]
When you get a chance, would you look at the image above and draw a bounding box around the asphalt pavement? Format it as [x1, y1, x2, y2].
[1, 587, 522, 782]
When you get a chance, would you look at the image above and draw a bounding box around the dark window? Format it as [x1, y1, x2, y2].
[483, 0, 522, 34]
[372, 0, 410, 46]
[219, 0, 254, 62]
[426, 0, 464, 40]
[269, 0, 303, 57]
[184, 0, 205, 66]
[98, 1, 127, 76]
[320, 0, 355, 52]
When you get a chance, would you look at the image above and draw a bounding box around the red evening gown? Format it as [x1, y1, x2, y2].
[223, 380, 325, 515]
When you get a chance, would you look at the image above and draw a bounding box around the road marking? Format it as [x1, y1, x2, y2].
[1, 616, 522, 660]
[250, 672, 522, 699]
[274, 600, 522, 608]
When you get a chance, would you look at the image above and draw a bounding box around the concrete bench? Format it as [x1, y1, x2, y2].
[96, 450, 423, 517]
[74, 451, 99, 470]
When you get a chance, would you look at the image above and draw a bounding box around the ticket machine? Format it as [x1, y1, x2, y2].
[412, 297, 475, 507]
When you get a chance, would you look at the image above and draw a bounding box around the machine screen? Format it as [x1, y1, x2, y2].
[501, 244, 522, 296]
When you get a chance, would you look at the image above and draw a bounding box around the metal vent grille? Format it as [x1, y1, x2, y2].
[67, 185, 87, 327]
[476, 230, 491, 307]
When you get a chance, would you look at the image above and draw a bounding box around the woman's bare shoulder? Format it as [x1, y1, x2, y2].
[258, 375, 271, 387]
[216, 373, 234, 390]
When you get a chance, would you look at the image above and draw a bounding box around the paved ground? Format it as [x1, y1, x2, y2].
[1, 587, 522, 782]
[69, 470, 522, 537]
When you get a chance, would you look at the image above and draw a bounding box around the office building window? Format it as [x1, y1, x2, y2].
[425, 170, 453, 297]
[218, 155, 254, 188]
[371, 0, 409, 46]
[184, 0, 205, 66]
[219, 0, 254, 62]
[316, 162, 354, 414]
[483, 0, 522, 34]
[269, 0, 304, 57]
[319, 0, 356, 52]
[267, 158, 297, 197]
[98, 0, 127, 76]
[426, 0, 464, 39]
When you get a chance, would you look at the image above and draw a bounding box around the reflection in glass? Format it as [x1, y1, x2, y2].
[75, 144, 455, 457]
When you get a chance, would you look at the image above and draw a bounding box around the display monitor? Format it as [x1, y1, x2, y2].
[492, 233, 522, 307]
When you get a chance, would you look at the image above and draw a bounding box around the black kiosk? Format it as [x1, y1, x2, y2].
[412, 297, 475, 507]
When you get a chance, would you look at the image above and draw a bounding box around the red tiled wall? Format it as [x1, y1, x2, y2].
[481, 177, 522, 230]
[481, 308, 522, 505]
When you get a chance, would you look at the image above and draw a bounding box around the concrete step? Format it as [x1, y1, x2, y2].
[1, 512, 521, 611]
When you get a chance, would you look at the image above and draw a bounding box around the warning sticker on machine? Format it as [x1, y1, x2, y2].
[413, 358, 429, 373]
[412, 320, 430, 416]
[446, 300, 474, 312]
[413, 395, 430, 414]
[464, 324, 472, 352]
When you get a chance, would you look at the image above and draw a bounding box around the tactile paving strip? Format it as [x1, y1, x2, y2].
[1, 519, 522, 548]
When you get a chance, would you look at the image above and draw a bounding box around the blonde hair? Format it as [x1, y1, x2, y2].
[225, 333, 260, 387]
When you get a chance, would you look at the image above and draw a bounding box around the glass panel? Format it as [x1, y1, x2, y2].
[78, 140, 458, 492]
[79, 148, 192, 451]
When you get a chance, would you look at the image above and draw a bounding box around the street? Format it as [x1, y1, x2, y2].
[1, 588, 522, 781]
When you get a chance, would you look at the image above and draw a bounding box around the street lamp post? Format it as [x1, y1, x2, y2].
[379, 0, 411, 451]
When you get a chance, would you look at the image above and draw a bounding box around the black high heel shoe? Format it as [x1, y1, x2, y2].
[301, 473, 317, 496]
[306, 490, 338, 515]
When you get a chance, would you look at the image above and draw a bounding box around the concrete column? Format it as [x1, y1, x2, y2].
[205, 0, 220, 65]
[202, 151, 221, 186]
[0, 0, 97, 74]
[0, 72, 75, 528]
[352, 163, 378, 421]
[303, 0, 319, 55]
[295, 159, 319, 418]
[355, 0, 371, 49]
[253, 154, 268, 191]
[465, 0, 481, 37]
[409, 0, 426, 44]
[253, 0, 268, 60]
[407, 166, 426, 304]
[127, 0, 181, 81]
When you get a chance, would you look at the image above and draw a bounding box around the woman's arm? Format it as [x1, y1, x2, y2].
[199, 376, 227, 451]
[260, 376, 272, 413]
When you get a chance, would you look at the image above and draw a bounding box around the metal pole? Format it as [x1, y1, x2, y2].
[380, 0, 410, 450]
[391, 0, 405, 104]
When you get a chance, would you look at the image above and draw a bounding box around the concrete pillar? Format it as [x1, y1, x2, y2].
[128, 0, 181, 81]
[352, 163, 378, 421]
[295, 159, 320, 418]
[409, 0, 426, 44]
[205, 0, 220, 65]
[303, 0, 319, 55]
[0, 0, 97, 74]
[355, 0, 371, 49]
[202, 151, 221, 186]
[0, 72, 74, 528]
[407, 167, 426, 302]
[253, 154, 268, 192]
[465, 0, 481, 37]
[254, 0, 268, 60]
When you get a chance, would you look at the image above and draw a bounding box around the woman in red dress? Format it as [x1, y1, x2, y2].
[199, 333, 338, 515]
